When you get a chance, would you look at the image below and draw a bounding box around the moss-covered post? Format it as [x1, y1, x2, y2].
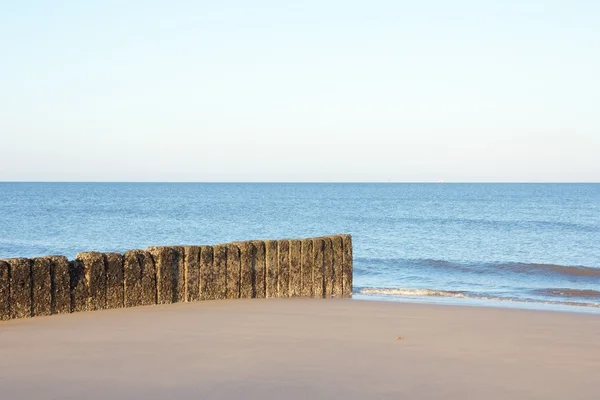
[341, 234, 353, 297]
[251, 241, 266, 298]
[48, 256, 70, 314]
[104, 253, 124, 309]
[322, 237, 334, 298]
[69, 259, 87, 312]
[173, 246, 186, 302]
[277, 240, 290, 297]
[31, 257, 52, 316]
[124, 250, 156, 307]
[300, 239, 313, 297]
[212, 245, 228, 300]
[0, 260, 10, 320]
[289, 239, 302, 297]
[76, 252, 107, 311]
[312, 238, 325, 298]
[236, 242, 254, 299]
[265, 240, 278, 298]
[148, 246, 185, 304]
[200, 246, 216, 300]
[331, 235, 344, 298]
[184, 246, 201, 303]
[226, 244, 241, 299]
[7, 258, 32, 318]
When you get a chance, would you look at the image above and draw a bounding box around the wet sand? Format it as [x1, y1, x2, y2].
[1, 299, 599, 399]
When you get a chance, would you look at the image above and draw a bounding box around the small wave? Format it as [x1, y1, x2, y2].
[357, 287, 600, 308]
[496, 263, 600, 278]
[359, 288, 468, 298]
[356, 257, 600, 279]
[532, 288, 600, 299]
[363, 216, 599, 233]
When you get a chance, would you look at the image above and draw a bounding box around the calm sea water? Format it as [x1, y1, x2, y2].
[1, 183, 599, 313]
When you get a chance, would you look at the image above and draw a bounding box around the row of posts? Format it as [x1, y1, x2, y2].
[0, 235, 353, 321]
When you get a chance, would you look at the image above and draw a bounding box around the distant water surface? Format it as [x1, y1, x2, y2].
[1, 183, 599, 313]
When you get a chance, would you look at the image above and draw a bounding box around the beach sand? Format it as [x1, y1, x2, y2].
[1, 299, 598, 399]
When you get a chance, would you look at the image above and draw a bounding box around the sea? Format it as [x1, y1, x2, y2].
[1, 183, 599, 314]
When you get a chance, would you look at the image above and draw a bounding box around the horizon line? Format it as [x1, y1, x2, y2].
[1, 181, 599, 184]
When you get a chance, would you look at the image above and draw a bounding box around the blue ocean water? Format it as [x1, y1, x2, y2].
[1, 183, 599, 313]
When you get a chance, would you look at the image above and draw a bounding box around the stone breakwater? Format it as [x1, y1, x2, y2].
[0, 235, 352, 321]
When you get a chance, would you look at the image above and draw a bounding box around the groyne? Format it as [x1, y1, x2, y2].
[0, 235, 352, 321]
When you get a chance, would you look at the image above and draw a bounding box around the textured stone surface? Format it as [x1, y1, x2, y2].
[341, 234, 353, 297]
[289, 239, 302, 297]
[312, 238, 325, 298]
[300, 239, 313, 297]
[139, 251, 157, 306]
[173, 247, 186, 303]
[251, 241, 266, 298]
[183, 246, 201, 302]
[235, 242, 254, 299]
[147, 247, 171, 304]
[226, 244, 241, 299]
[123, 252, 140, 308]
[0, 260, 10, 320]
[331, 235, 344, 298]
[48, 256, 70, 314]
[277, 240, 290, 298]
[69, 260, 87, 312]
[265, 240, 278, 298]
[0, 235, 353, 320]
[148, 246, 185, 304]
[7, 258, 32, 318]
[123, 250, 156, 307]
[212, 245, 228, 300]
[199, 246, 216, 300]
[322, 237, 334, 298]
[104, 253, 124, 309]
[31, 257, 52, 317]
[76, 252, 107, 311]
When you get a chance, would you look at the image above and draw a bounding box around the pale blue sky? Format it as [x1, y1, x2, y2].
[1, 1, 598, 182]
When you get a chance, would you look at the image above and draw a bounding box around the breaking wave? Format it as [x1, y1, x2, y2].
[357, 287, 600, 308]
[531, 288, 600, 299]
[359, 288, 469, 298]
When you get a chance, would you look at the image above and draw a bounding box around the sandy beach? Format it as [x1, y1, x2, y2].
[1, 299, 599, 399]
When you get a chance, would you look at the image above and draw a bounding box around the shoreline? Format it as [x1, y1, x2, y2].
[2, 298, 599, 399]
[354, 293, 600, 315]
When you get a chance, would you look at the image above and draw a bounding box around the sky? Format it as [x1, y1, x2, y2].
[1, 0, 599, 182]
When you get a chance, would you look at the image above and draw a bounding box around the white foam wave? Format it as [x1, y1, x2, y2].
[357, 287, 600, 309]
[359, 288, 468, 298]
